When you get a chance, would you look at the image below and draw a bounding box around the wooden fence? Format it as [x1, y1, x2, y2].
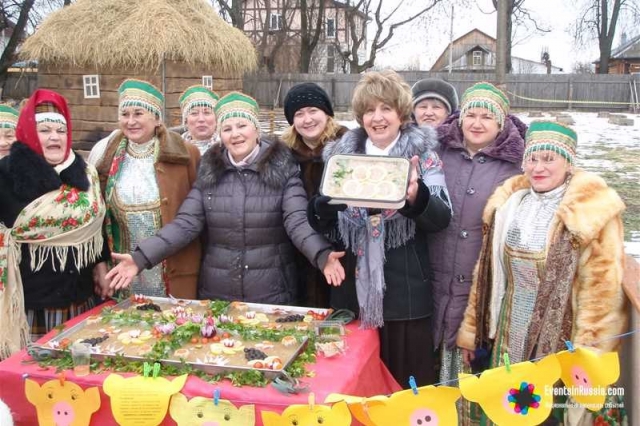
[1, 70, 38, 100]
[4, 71, 640, 113]
[244, 72, 640, 112]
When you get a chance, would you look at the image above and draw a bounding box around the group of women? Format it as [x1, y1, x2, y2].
[0, 70, 629, 425]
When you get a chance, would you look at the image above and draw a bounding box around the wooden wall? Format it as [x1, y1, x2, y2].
[38, 61, 243, 150]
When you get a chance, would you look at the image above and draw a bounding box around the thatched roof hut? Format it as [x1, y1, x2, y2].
[20, 0, 257, 148]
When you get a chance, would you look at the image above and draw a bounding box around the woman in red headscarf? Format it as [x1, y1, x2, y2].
[0, 89, 110, 358]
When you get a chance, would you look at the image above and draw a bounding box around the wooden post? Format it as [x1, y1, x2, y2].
[496, 0, 508, 86]
[567, 77, 573, 111]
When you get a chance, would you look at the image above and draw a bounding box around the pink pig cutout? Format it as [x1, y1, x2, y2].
[410, 408, 439, 425]
[570, 365, 593, 391]
[53, 401, 76, 426]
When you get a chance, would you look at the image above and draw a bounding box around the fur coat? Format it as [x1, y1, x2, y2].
[457, 170, 628, 355]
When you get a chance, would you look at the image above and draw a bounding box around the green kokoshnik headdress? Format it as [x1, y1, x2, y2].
[0, 105, 19, 129]
[459, 82, 510, 129]
[214, 92, 260, 131]
[118, 79, 164, 119]
[524, 120, 578, 165]
[179, 85, 220, 124]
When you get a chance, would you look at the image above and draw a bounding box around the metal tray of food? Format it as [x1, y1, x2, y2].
[36, 297, 332, 379]
[320, 153, 411, 209]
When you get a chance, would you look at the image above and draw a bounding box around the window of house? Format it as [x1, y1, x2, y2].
[327, 45, 335, 73]
[327, 18, 336, 38]
[83, 75, 100, 99]
[270, 13, 283, 30]
[472, 51, 482, 66]
[202, 75, 213, 89]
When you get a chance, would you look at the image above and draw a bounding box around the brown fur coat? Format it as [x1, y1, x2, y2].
[457, 169, 628, 354]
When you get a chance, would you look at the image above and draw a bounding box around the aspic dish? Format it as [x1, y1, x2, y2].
[320, 154, 411, 209]
[38, 297, 331, 378]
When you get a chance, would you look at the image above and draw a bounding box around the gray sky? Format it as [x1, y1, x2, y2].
[375, 0, 633, 72]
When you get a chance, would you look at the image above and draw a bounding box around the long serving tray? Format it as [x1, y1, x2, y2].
[35, 297, 332, 379]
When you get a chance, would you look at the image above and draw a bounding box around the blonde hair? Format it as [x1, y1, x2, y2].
[351, 70, 413, 126]
[281, 115, 342, 148]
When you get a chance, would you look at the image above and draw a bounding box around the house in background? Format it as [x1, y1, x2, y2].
[595, 33, 640, 74]
[430, 29, 563, 74]
[19, 0, 256, 149]
[242, 0, 368, 73]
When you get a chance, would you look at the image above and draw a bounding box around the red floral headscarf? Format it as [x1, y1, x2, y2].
[16, 89, 73, 160]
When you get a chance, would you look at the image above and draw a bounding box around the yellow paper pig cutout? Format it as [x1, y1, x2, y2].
[169, 394, 255, 425]
[262, 400, 351, 426]
[103, 373, 187, 426]
[556, 348, 620, 410]
[25, 378, 101, 426]
[459, 354, 561, 426]
[324, 394, 388, 426]
[325, 386, 461, 426]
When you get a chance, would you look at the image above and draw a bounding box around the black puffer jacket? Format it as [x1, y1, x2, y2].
[133, 139, 333, 304]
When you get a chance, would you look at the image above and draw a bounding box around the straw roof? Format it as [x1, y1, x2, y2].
[20, 0, 257, 73]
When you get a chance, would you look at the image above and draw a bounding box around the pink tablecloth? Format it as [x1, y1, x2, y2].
[0, 302, 401, 425]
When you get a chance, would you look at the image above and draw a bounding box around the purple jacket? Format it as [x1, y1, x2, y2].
[431, 112, 526, 349]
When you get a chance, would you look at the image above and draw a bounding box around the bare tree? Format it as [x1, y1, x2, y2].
[250, 0, 297, 73]
[0, 0, 36, 94]
[571, 0, 639, 74]
[299, 0, 325, 72]
[214, 0, 245, 30]
[339, 0, 444, 74]
[573, 61, 595, 74]
[488, 0, 550, 73]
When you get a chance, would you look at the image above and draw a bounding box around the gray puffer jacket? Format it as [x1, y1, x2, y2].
[431, 114, 526, 349]
[133, 139, 332, 304]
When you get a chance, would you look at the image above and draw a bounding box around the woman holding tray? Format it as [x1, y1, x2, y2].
[457, 121, 628, 424]
[0, 89, 110, 357]
[282, 82, 348, 307]
[307, 70, 452, 386]
[106, 92, 346, 305]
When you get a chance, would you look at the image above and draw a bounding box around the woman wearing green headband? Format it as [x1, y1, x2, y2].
[0, 104, 19, 159]
[430, 82, 526, 391]
[94, 79, 201, 299]
[106, 91, 346, 305]
[457, 121, 628, 425]
[179, 85, 220, 155]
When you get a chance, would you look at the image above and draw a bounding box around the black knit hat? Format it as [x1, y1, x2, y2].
[411, 78, 459, 114]
[284, 83, 334, 124]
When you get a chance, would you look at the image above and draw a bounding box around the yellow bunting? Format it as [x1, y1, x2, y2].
[325, 386, 461, 426]
[103, 373, 187, 426]
[459, 354, 561, 426]
[169, 394, 255, 425]
[556, 348, 620, 411]
[262, 400, 351, 426]
[25, 378, 100, 426]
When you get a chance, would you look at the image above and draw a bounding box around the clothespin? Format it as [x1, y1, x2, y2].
[152, 362, 160, 378]
[143, 362, 151, 378]
[58, 371, 66, 386]
[565, 340, 575, 352]
[22, 373, 29, 380]
[409, 376, 418, 395]
[308, 392, 315, 411]
[213, 389, 220, 406]
[503, 353, 511, 373]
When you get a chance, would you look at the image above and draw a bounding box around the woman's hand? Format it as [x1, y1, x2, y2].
[461, 348, 476, 367]
[105, 253, 140, 291]
[323, 251, 346, 286]
[405, 155, 420, 206]
[92, 262, 113, 299]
